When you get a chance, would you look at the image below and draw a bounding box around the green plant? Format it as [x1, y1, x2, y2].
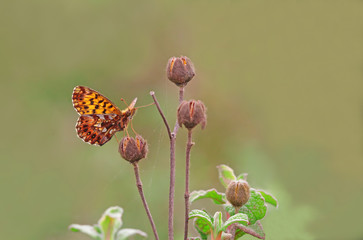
[189, 165, 278, 239]
[69, 206, 147, 240]
[69, 56, 278, 240]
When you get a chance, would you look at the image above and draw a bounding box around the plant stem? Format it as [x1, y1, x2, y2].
[173, 87, 184, 133]
[183, 130, 194, 240]
[132, 162, 159, 240]
[149, 88, 184, 240]
[231, 223, 265, 240]
[149, 91, 171, 139]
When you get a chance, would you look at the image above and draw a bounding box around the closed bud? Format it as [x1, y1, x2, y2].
[221, 232, 233, 240]
[167, 56, 195, 87]
[119, 135, 148, 163]
[226, 180, 250, 209]
[177, 100, 207, 130]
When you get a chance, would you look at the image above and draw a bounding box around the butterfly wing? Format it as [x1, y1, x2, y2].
[75, 114, 122, 146]
[72, 86, 122, 115]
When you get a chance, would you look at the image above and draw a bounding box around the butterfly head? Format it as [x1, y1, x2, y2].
[122, 97, 137, 119]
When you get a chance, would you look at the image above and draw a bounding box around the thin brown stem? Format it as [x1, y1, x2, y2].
[132, 162, 159, 240]
[232, 223, 265, 240]
[149, 88, 184, 240]
[184, 130, 194, 240]
[150, 91, 172, 140]
[172, 87, 184, 133]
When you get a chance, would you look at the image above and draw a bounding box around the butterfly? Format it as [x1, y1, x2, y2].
[72, 86, 137, 146]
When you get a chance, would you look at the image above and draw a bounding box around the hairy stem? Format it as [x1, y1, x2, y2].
[149, 87, 184, 240]
[231, 223, 265, 240]
[132, 162, 159, 240]
[184, 130, 194, 240]
[149, 91, 171, 139]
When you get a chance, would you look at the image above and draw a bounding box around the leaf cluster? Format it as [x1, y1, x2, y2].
[189, 165, 278, 240]
[69, 206, 147, 240]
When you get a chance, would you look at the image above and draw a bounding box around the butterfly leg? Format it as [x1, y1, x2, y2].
[130, 120, 138, 135]
[115, 134, 120, 144]
[124, 127, 130, 137]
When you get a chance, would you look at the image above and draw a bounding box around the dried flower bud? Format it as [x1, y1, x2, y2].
[119, 135, 148, 163]
[177, 100, 207, 130]
[166, 56, 195, 87]
[221, 232, 233, 240]
[226, 180, 250, 209]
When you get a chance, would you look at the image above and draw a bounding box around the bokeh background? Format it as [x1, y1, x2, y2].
[1, 1, 362, 240]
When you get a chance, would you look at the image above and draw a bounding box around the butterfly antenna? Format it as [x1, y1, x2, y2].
[120, 98, 129, 107]
[135, 102, 155, 109]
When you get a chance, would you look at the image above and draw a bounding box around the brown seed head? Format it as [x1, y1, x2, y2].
[119, 135, 148, 163]
[166, 56, 195, 87]
[225, 180, 250, 209]
[177, 100, 207, 130]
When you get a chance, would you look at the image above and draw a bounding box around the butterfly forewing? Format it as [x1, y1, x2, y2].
[72, 86, 122, 115]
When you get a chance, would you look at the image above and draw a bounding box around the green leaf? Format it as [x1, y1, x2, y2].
[69, 224, 102, 240]
[222, 213, 248, 231]
[212, 212, 223, 236]
[236, 173, 248, 181]
[190, 189, 226, 205]
[217, 165, 237, 188]
[116, 228, 147, 240]
[258, 190, 278, 207]
[234, 227, 246, 239]
[225, 189, 267, 225]
[189, 210, 213, 229]
[98, 206, 124, 240]
[194, 217, 212, 238]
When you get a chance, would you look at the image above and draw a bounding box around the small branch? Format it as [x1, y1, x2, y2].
[150, 91, 172, 140]
[132, 162, 159, 240]
[232, 223, 265, 240]
[168, 135, 176, 240]
[149, 88, 185, 240]
[184, 130, 194, 240]
[179, 87, 185, 103]
[172, 87, 184, 133]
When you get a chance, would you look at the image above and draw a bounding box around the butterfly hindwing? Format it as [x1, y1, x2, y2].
[72, 86, 122, 115]
[75, 114, 121, 146]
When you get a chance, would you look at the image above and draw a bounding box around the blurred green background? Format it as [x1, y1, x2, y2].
[1, 1, 362, 239]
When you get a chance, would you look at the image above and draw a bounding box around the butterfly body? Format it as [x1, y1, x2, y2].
[72, 86, 137, 146]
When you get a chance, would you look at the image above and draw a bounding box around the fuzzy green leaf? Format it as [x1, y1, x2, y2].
[225, 189, 267, 225]
[212, 212, 223, 236]
[69, 224, 102, 240]
[194, 217, 212, 238]
[98, 206, 124, 240]
[217, 165, 237, 188]
[116, 228, 147, 240]
[222, 213, 248, 231]
[194, 218, 210, 240]
[236, 173, 248, 181]
[189, 210, 213, 228]
[190, 189, 226, 205]
[258, 190, 278, 207]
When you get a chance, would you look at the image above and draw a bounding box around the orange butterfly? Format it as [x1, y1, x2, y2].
[72, 86, 137, 146]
